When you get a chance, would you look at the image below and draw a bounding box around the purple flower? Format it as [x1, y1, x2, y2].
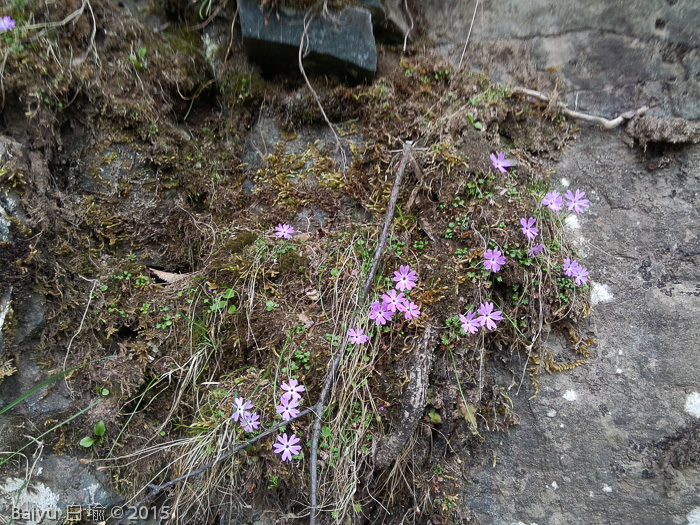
[477, 302, 504, 331]
[393, 265, 418, 291]
[490, 152, 512, 174]
[528, 243, 544, 257]
[231, 397, 254, 422]
[542, 191, 564, 212]
[0, 16, 15, 32]
[280, 378, 305, 403]
[459, 311, 480, 335]
[347, 327, 370, 345]
[483, 248, 506, 273]
[573, 266, 589, 286]
[274, 223, 294, 239]
[563, 258, 581, 277]
[277, 397, 301, 421]
[273, 433, 302, 462]
[382, 289, 407, 312]
[241, 411, 261, 433]
[369, 300, 393, 326]
[520, 217, 539, 240]
[402, 301, 421, 320]
[565, 189, 590, 214]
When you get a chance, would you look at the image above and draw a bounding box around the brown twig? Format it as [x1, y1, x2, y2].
[511, 86, 649, 129]
[309, 140, 414, 524]
[360, 141, 414, 301]
[298, 7, 347, 172]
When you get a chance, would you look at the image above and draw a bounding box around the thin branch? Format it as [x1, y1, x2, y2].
[458, 0, 479, 68]
[111, 406, 316, 525]
[299, 8, 347, 172]
[361, 141, 414, 301]
[511, 86, 649, 129]
[310, 140, 413, 524]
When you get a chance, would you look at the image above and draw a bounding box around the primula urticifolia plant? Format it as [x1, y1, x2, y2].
[452, 152, 591, 338]
[231, 377, 305, 462]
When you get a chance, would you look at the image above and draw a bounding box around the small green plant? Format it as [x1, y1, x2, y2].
[265, 300, 280, 311]
[412, 240, 428, 253]
[129, 45, 147, 70]
[267, 475, 280, 489]
[467, 112, 483, 130]
[80, 421, 106, 448]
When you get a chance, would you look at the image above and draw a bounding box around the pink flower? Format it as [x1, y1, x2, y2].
[382, 289, 407, 312]
[280, 378, 305, 403]
[542, 191, 564, 212]
[369, 300, 393, 326]
[565, 189, 590, 214]
[483, 248, 506, 273]
[393, 265, 418, 291]
[347, 328, 370, 345]
[476, 302, 504, 331]
[273, 433, 302, 462]
[0, 16, 15, 32]
[520, 217, 539, 240]
[459, 311, 479, 335]
[573, 266, 589, 286]
[231, 397, 254, 422]
[563, 258, 581, 277]
[241, 411, 261, 433]
[490, 152, 512, 173]
[274, 223, 294, 239]
[528, 243, 544, 257]
[277, 397, 301, 421]
[402, 301, 421, 320]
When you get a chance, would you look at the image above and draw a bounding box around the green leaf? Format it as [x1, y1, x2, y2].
[0, 356, 115, 416]
[80, 437, 96, 448]
[321, 426, 332, 438]
[227, 304, 237, 314]
[473, 121, 483, 130]
[428, 409, 441, 424]
[222, 288, 236, 299]
[94, 421, 106, 437]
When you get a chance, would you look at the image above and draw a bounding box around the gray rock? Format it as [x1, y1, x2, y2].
[238, 0, 376, 83]
[359, 0, 412, 43]
[0, 455, 122, 524]
[422, 0, 700, 119]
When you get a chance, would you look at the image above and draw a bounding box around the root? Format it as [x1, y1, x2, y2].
[374, 323, 437, 470]
[511, 86, 648, 129]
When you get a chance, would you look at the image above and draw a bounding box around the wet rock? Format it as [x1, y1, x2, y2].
[238, 0, 376, 83]
[626, 115, 700, 148]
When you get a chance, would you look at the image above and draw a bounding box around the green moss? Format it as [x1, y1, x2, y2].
[277, 248, 308, 276]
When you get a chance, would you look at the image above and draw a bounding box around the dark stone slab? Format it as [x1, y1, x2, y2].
[238, 0, 376, 84]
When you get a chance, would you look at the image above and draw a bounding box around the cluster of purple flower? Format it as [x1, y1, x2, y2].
[370, 265, 421, 323]
[459, 302, 504, 334]
[563, 257, 589, 286]
[488, 153, 590, 286]
[346, 265, 422, 345]
[542, 189, 590, 214]
[231, 378, 305, 462]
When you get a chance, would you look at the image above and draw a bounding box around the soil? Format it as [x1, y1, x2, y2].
[0, 1, 596, 523]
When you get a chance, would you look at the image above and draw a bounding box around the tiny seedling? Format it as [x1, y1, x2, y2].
[80, 421, 106, 448]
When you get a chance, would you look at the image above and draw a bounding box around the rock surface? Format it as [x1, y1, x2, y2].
[238, 0, 376, 83]
[422, 1, 700, 523]
[422, 0, 700, 119]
